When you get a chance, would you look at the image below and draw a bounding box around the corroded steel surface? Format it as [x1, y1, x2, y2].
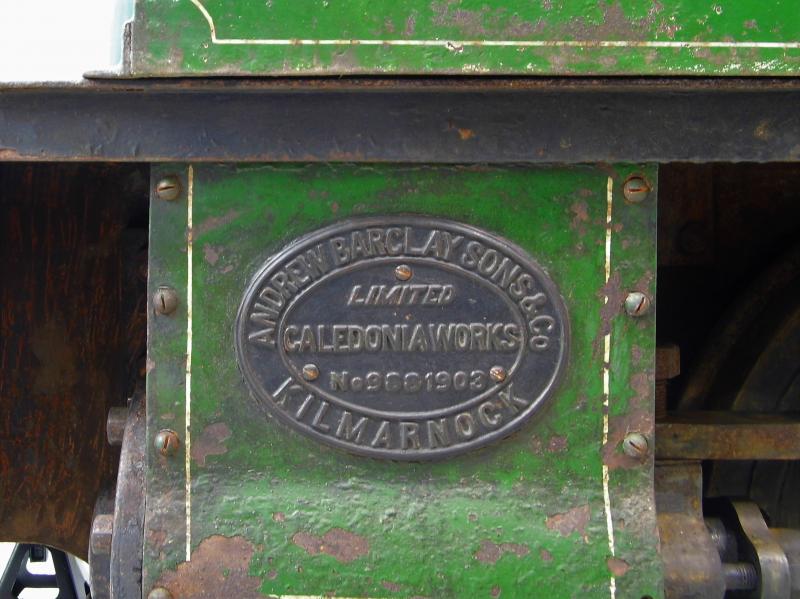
[655, 462, 725, 598]
[3, 81, 800, 163]
[656, 413, 800, 460]
[145, 164, 660, 597]
[132, 0, 800, 76]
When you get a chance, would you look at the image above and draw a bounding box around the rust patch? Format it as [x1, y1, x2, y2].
[540, 548, 553, 562]
[570, 200, 590, 237]
[490, 585, 501, 597]
[203, 244, 220, 265]
[546, 435, 568, 453]
[631, 344, 643, 366]
[474, 539, 530, 564]
[148, 529, 168, 551]
[559, 1, 661, 43]
[292, 528, 369, 563]
[272, 512, 286, 523]
[155, 535, 261, 599]
[431, 0, 542, 38]
[546, 504, 591, 537]
[754, 120, 772, 141]
[607, 556, 630, 577]
[0, 148, 24, 159]
[629, 371, 653, 411]
[190, 422, 232, 467]
[457, 128, 476, 141]
[404, 11, 418, 36]
[194, 209, 240, 238]
[595, 271, 624, 356]
[382, 580, 402, 592]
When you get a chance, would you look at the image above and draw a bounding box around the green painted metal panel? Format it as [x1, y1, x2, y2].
[145, 164, 660, 598]
[131, 0, 800, 76]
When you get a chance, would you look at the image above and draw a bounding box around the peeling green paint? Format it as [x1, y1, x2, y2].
[145, 164, 661, 598]
[132, 0, 800, 75]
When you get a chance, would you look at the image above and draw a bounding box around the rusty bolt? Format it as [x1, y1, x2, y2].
[106, 407, 128, 446]
[394, 264, 412, 281]
[624, 291, 651, 317]
[622, 432, 649, 459]
[489, 366, 507, 383]
[302, 363, 320, 381]
[622, 176, 651, 203]
[90, 514, 113, 556]
[154, 429, 180, 457]
[153, 286, 178, 315]
[155, 176, 181, 201]
[148, 588, 174, 599]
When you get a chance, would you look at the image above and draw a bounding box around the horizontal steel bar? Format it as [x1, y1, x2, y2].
[656, 412, 800, 460]
[1, 79, 800, 163]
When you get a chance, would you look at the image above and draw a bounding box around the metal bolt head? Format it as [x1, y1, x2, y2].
[148, 588, 174, 599]
[154, 429, 180, 457]
[90, 514, 113, 555]
[302, 363, 320, 381]
[489, 366, 507, 383]
[624, 291, 651, 317]
[394, 264, 412, 281]
[153, 286, 178, 315]
[622, 176, 651, 203]
[622, 432, 649, 459]
[155, 176, 181, 201]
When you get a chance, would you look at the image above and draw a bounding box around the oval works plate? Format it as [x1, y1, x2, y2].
[235, 216, 569, 460]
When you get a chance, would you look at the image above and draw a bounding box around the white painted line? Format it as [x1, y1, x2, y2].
[603, 176, 616, 599]
[190, 0, 800, 50]
[185, 165, 194, 562]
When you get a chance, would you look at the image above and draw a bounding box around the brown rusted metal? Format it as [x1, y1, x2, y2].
[656, 412, 800, 460]
[3, 80, 800, 164]
[0, 164, 148, 558]
[655, 461, 726, 599]
[89, 513, 113, 599]
[110, 393, 146, 599]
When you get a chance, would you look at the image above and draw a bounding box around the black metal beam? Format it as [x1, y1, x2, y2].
[1, 78, 799, 163]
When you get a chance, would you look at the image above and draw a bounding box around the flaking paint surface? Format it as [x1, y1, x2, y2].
[145, 164, 661, 598]
[132, 0, 800, 75]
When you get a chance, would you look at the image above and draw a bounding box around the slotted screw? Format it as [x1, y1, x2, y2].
[155, 176, 181, 201]
[624, 291, 651, 317]
[623, 176, 650, 203]
[154, 429, 180, 457]
[622, 432, 649, 459]
[153, 286, 178, 316]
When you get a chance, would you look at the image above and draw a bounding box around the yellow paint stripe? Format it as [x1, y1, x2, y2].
[603, 176, 616, 599]
[185, 165, 194, 562]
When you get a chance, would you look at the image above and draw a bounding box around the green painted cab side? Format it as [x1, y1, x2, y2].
[132, 0, 800, 76]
